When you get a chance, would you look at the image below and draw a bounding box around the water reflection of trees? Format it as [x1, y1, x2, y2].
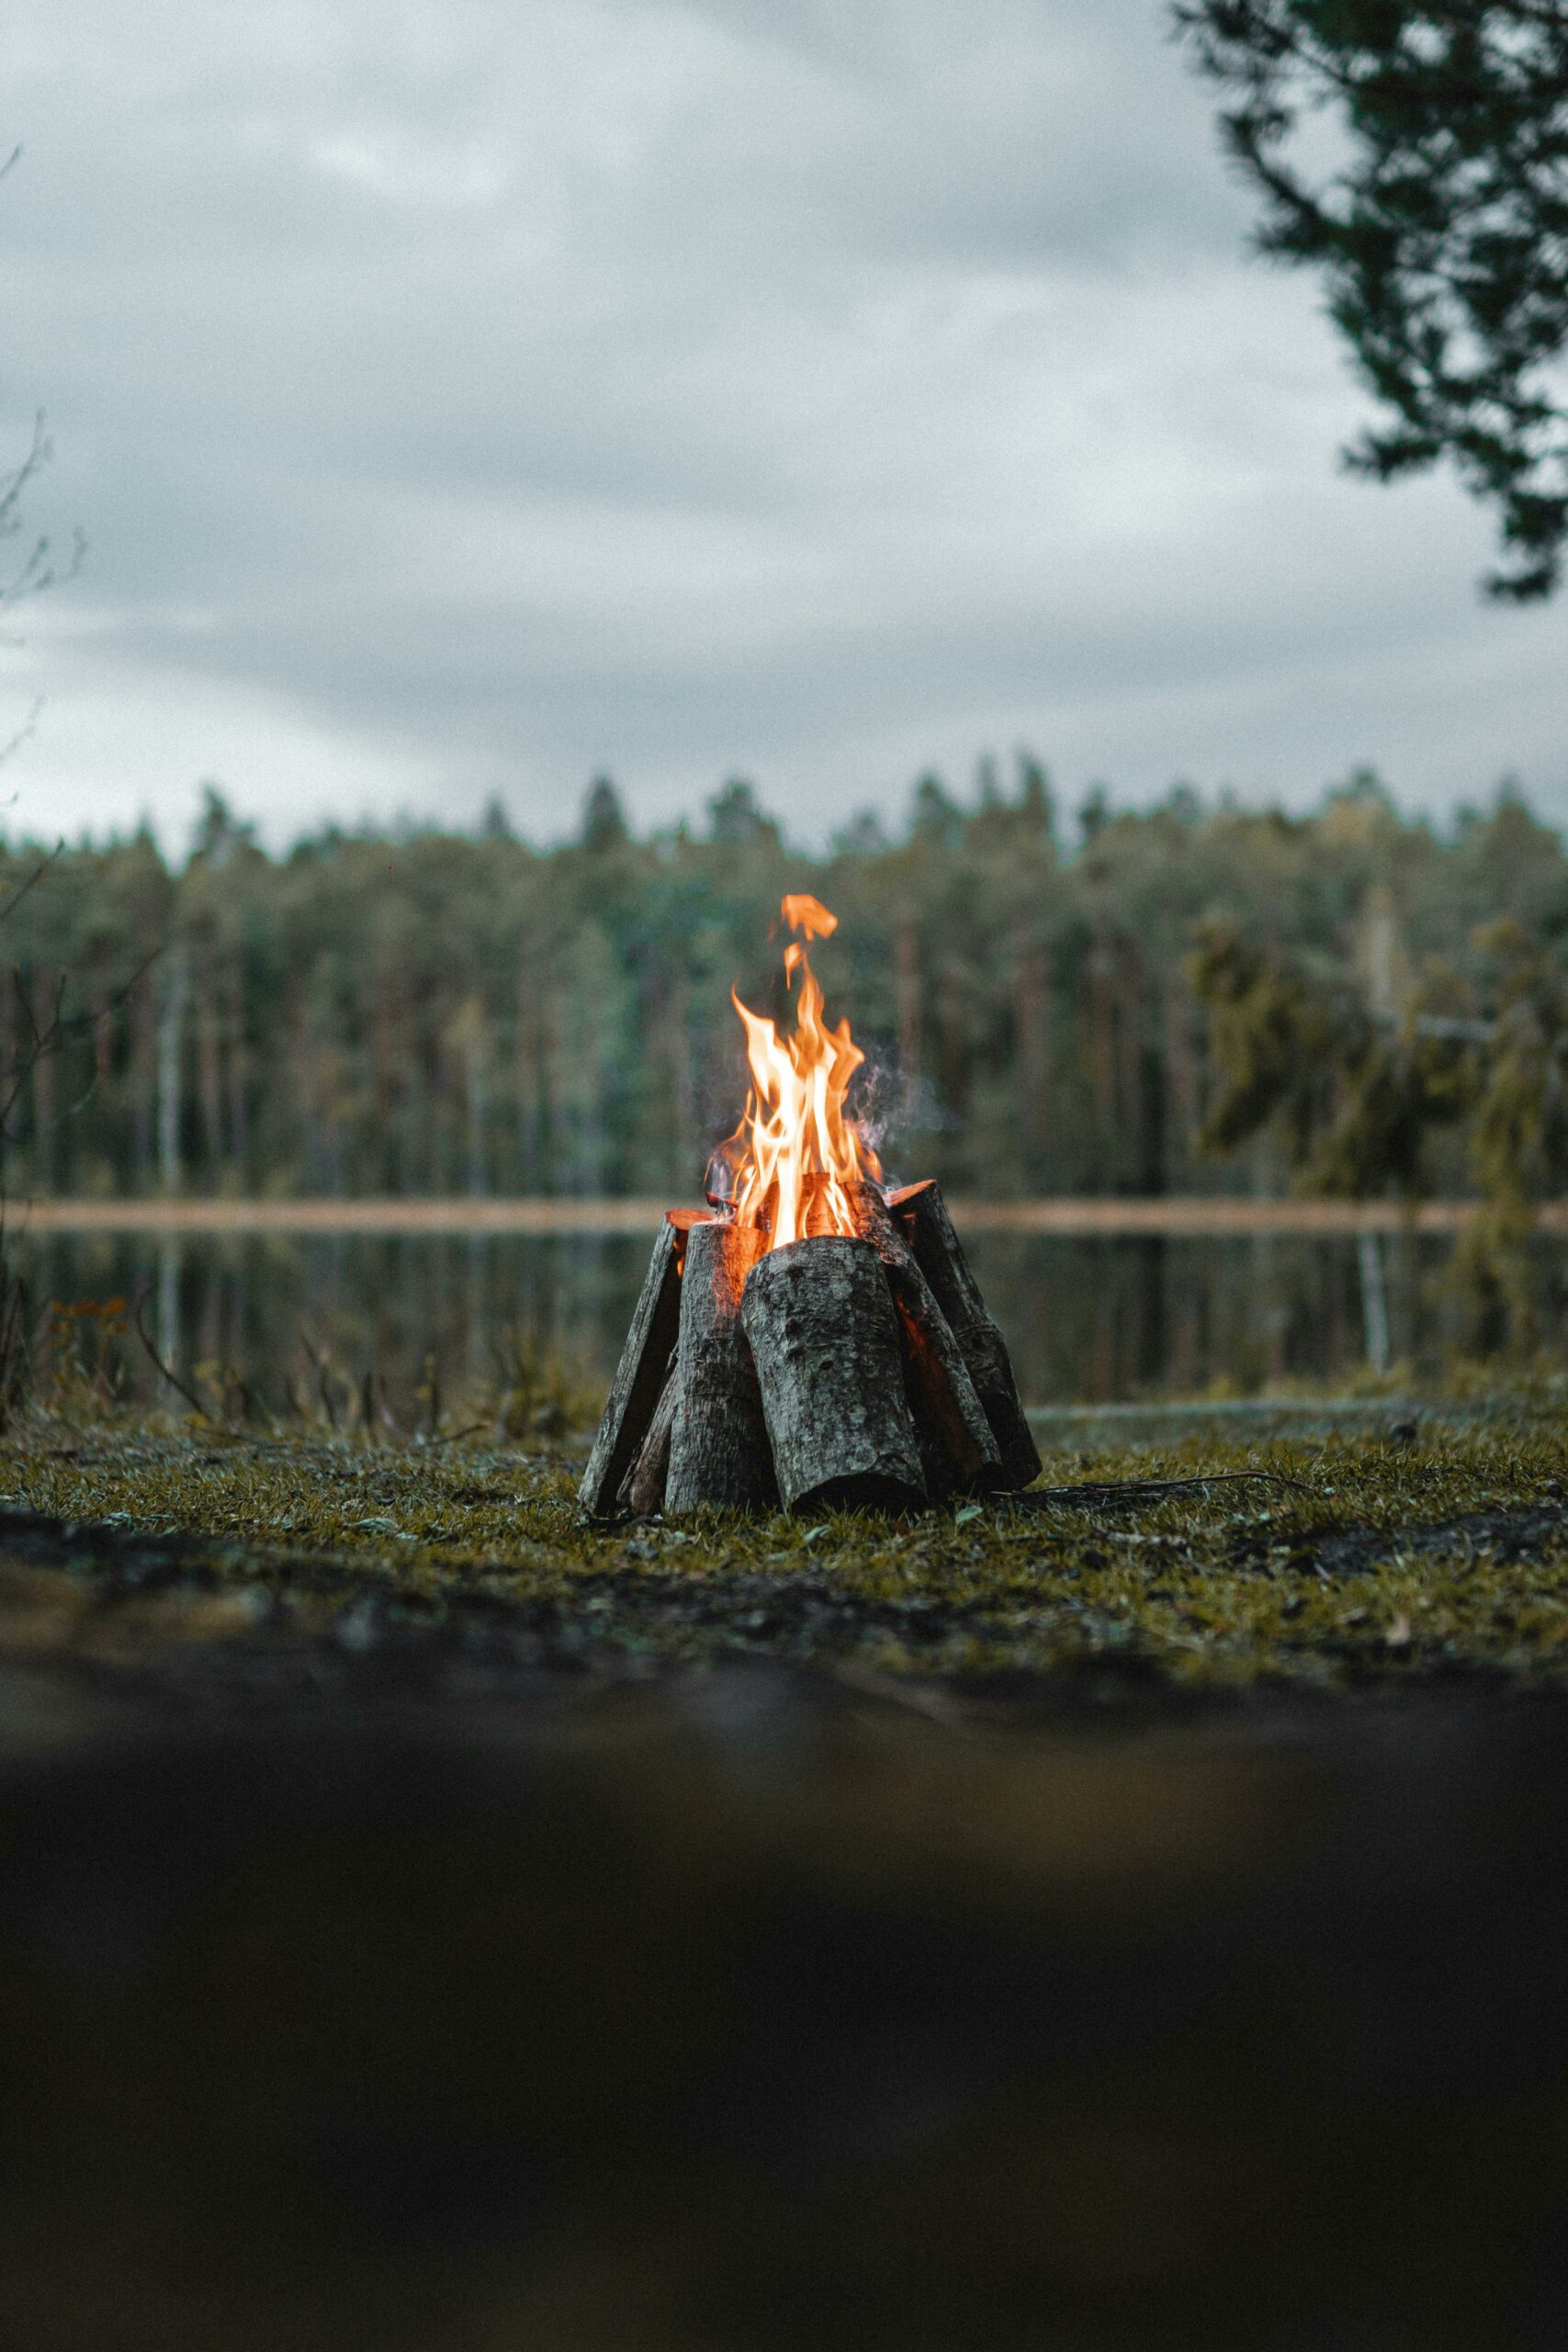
[14, 1229, 1521, 1410]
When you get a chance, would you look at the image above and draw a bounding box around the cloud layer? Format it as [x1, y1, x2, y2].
[3, 0, 1562, 850]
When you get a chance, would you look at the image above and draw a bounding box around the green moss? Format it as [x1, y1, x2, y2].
[6, 1397, 1568, 1691]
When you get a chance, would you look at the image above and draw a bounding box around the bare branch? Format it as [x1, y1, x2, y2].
[0, 842, 62, 925]
[0, 415, 50, 543]
[0, 697, 44, 768]
[132, 1279, 208, 1419]
[0, 945, 159, 1147]
[0, 415, 86, 609]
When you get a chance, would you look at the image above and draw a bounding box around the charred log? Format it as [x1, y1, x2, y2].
[849, 1183, 1003, 1498]
[887, 1180, 1042, 1490]
[666, 1221, 777, 1514]
[579, 1212, 707, 1516]
[740, 1235, 927, 1518]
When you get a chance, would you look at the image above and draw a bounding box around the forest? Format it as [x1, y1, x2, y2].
[3, 754, 1562, 1207]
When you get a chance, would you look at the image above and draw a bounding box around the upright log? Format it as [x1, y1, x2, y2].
[887, 1181, 1042, 1489]
[741, 1236, 927, 1517]
[618, 1355, 679, 1515]
[850, 1183, 1003, 1498]
[666, 1221, 777, 1514]
[578, 1212, 708, 1516]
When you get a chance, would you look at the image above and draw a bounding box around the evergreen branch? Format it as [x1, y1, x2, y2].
[1174, 0, 1568, 596]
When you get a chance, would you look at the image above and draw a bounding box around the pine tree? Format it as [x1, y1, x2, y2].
[1176, 0, 1568, 598]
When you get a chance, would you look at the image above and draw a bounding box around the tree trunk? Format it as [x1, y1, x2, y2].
[664, 966, 695, 1194]
[936, 964, 972, 1170]
[226, 971, 249, 1186]
[466, 1022, 488, 1199]
[1012, 936, 1052, 1178]
[1164, 982, 1199, 1186]
[197, 962, 224, 1174]
[741, 1235, 926, 1517]
[886, 1180, 1042, 1489]
[131, 972, 155, 1186]
[1086, 937, 1117, 1176]
[896, 916, 921, 1079]
[666, 1219, 776, 1514]
[29, 996, 54, 1193]
[157, 953, 187, 1196]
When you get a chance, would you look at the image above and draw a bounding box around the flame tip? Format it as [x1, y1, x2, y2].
[727, 895, 868, 1250]
[780, 890, 838, 941]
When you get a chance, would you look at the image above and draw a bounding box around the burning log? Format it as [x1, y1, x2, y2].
[578, 1211, 706, 1517]
[581, 895, 1041, 1522]
[888, 1181, 1043, 1491]
[849, 1182, 1002, 1498]
[665, 1219, 777, 1513]
[740, 1236, 928, 1517]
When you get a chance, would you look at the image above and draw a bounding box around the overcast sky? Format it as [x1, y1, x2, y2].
[3, 0, 1563, 854]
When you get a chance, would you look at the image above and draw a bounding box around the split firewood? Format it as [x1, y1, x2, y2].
[887, 1180, 1042, 1491]
[579, 1212, 709, 1516]
[740, 1235, 928, 1517]
[617, 1355, 679, 1515]
[848, 1182, 1003, 1498]
[666, 1220, 777, 1513]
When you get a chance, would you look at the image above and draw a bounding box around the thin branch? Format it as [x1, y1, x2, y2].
[298, 1327, 342, 1433]
[0, 945, 159, 1146]
[372, 1368, 410, 1442]
[0, 697, 44, 770]
[0, 416, 49, 544]
[0, 842, 62, 925]
[1000, 1471, 1312, 1513]
[132, 1279, 207, 1418]
[0, 414, 86, 609]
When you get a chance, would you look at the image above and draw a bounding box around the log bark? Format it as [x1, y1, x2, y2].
[849, 1183, 1003, 1498]
[578, 1212, 708, 1515]
[887, 1181, 1041, 1489]
[666, 1220, 777, 1513]
[740, 1236, 927, 1517]
[618, 1354, 679, 1515]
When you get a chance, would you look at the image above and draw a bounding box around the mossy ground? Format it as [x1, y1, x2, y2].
[6, 1391, 1568, 1692]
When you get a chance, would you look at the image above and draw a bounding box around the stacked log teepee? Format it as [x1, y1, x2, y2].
[581, 1181, 1039, 1519]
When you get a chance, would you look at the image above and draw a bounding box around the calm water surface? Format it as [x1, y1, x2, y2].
[12, 1224, 1543, 1408]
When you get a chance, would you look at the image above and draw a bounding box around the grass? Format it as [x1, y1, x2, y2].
[6, 1385, 1568, 1694]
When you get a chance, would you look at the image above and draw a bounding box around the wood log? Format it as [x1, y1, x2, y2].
[578, 1212, 709, 1515]
[617, 1354, 679, 1515]
[849, 1182, 1003, 1498]
[887, 1180, 1042, 1489]
[740, 1236, 927, 1517]
[666, 1220, 777, 1513]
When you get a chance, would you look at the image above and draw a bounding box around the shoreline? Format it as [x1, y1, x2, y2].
[2, 1193, 1551, 1237]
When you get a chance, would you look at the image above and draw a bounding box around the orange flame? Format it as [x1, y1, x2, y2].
[722, 895, 881, 1250]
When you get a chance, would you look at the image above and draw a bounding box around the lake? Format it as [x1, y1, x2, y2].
[8, 1213, 1528, 1413]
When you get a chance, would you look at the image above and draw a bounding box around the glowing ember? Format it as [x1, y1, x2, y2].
[718, 894, 882, 1251]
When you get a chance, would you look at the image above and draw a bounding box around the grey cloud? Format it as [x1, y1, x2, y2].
[1, 0, 1562, 852]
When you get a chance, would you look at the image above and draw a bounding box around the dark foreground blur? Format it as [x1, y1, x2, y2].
[2, 1634, 1566, 2352]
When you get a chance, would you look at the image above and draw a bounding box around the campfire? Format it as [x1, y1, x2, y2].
[581, 896, 1041, 1518]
